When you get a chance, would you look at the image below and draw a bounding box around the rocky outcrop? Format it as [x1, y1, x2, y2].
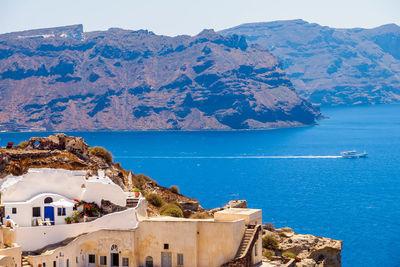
[0, 25, 320, 131]
[263, 227, 342, 267]
[221, 20, 400, 106]
[207, 199, 248, 215]
[26, 133, 89, 159]
[100, 199, 127, 215]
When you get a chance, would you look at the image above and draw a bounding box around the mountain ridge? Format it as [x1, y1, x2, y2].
[221, 19, 400, 106]
[0, 25, 320, 132]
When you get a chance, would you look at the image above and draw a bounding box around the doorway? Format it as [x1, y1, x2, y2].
[161, 252, 171, 267]
[44, 206, 54, 225]
[111, 253, 119, 267]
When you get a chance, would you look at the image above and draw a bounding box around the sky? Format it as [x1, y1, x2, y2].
[1, 0, 399, 36]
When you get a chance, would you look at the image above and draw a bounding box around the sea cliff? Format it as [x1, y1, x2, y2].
[0, 25, 320, 131]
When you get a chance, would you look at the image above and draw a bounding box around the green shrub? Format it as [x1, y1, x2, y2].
[89, 146, 113, 163]
[263, 249, 274, 258]
[15, 141, 28, 149]
[167, 201, 182, 209]
[132, 174, 154, 189]
[145, 193, 164, 207]
[262, 235, 279, 250]
[264, 222, 275, 231]
[282, 252, 296, 259]
[170, 185, 179, 194]
[160, 203, 183, 218]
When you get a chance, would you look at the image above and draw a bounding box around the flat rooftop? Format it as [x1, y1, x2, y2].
[215, 208, 261, 215]
[144, 217, 214, 222]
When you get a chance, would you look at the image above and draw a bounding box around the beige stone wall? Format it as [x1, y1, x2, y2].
[27, 218, 249, 267]
[1, 226, 16, 246]
[252, 230, 262, 265]
[28, 230, 135, 267]
[135, 220, 198, 266]
[0, 255, 16, 267]
[136, 218, 245, 267]
[197, 220, 245, 267]
[0, 245, 21, 267]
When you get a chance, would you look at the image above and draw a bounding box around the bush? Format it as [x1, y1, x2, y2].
[15, 141, 28, 149]
[263, 249, 274, 258]
[132, 174, 154, 189]
[190, 212, 212, 219]
[262, 235, 279, 250]
[167, 201, 182, 209]
[282, 252, 296, 259]
[89, 146, 113, 163]
[145, 193, 164, 207]
[170, 185, 179, 194]
[264, 223, 275, 231]
[160, 203, 183, 218]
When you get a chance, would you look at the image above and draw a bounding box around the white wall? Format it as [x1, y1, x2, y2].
[0, 169, 86, 202]
[15, 198, 145, 252]
[81, 176, 126, 207]
[0, 169, 127, 207]
[4, 193, 74, 227]
[1, 168, 129, 227]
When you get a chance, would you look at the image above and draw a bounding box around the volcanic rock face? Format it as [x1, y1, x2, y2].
[0, 25, 320, 131]
[221, 19, 400, 106]
[264, 227, 342, 267]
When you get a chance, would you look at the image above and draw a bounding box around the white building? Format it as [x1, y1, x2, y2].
[0, 168, 128, 227]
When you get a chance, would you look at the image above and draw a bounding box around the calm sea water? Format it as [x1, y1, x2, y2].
[1, 104, 400, 266]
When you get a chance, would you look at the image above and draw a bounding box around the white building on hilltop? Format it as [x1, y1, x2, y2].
[0, 168, 127, 227]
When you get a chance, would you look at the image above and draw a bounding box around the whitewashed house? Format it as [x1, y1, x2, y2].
[0, 168, 128, 227]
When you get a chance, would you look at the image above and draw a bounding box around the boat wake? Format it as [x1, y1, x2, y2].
[115, 155, 342, 159]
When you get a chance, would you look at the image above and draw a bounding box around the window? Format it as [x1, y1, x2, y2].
[66, 259, 69, 267]
[44, 197, 53, 204]
[145, 256, 153, 267]
[122, 257, 129, 267]
[177, 254, 183, 265]
[12, 207, 17, 214]
[110, 244, 118, 252]
[99, 256, 107, 266]
[43, 263, 46, 267]
[75, 257, 79, 264]
[53, 261, 56, 267]
[255, 243, 258, 256]
[32, 207, 41, 217]
[57, 208, 66, 216]
[163, 243, 169, 250]
[88, 254, 95, 264]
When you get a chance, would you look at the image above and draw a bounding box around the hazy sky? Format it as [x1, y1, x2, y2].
[1, 0, 399, 36]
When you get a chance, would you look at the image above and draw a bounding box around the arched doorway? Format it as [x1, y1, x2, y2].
[145, 256, 153, 267]
[110, 244, 119, 267]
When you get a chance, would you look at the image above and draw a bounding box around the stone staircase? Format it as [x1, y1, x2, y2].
[235, 228, 255, 258]
[22, 256, 32, 267]
[221, 224, 262, 267]
[126, 198, 139, 208]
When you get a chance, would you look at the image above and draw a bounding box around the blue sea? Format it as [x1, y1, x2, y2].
[1, 104, 400, 267]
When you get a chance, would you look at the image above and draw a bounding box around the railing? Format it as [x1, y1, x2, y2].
[221, 224, 262, 267]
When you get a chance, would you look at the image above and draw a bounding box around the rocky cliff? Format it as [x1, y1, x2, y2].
[0, 25, 320, 131]
[263, 226, 342, 267]
[221, 19, 400, 106]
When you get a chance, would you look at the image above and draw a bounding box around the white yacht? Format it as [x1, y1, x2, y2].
[341, 150, 368, 158]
